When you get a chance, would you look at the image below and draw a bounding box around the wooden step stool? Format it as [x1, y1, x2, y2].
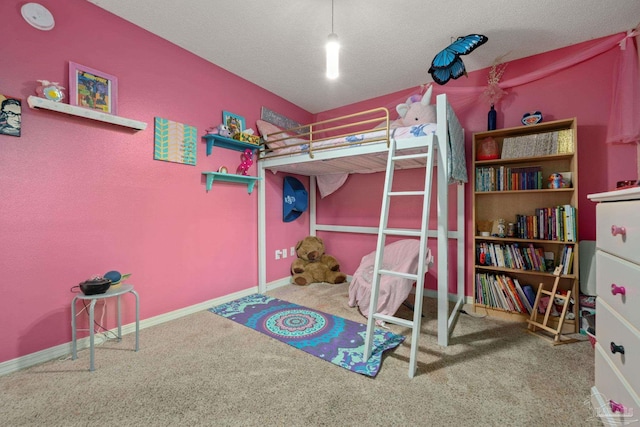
[527, 265, 578, 345]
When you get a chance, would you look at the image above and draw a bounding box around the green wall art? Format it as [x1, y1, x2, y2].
[154, 117, 197, 165]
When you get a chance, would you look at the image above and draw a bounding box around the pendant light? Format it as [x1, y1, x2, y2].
[326, 0, 339, 79]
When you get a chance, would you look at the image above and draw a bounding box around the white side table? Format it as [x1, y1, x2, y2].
[71, 283, 139, 371]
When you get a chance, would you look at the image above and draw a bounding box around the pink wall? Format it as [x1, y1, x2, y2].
[2, 0, 637, 366]
[313, 33, 638, 295]
[0, 0, 312, 364]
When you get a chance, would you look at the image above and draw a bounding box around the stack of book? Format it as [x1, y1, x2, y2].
[501, 129, 573, 159]
[516, 204, 577, 242]
[475, 272, 537, 314]
[476, 241, 547, 272]
[475, 165, 543, 191]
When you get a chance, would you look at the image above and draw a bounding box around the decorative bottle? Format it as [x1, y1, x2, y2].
[488, 104, 497, 131]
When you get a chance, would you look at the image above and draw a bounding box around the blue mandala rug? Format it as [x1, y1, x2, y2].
[209, 293, 404, 377]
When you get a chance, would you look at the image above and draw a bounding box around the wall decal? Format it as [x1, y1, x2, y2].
[154, 117, 197, 165]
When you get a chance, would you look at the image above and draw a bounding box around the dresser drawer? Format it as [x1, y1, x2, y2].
[595, 343, 640, 421]
[596, 200, 640, 264]
[596, 299, 640, 394]
[596, 251, 640, 327]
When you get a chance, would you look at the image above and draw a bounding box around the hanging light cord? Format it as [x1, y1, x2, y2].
[331, 0, 335, 34]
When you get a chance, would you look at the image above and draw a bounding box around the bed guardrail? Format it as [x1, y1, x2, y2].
[259, 107, 390, 160]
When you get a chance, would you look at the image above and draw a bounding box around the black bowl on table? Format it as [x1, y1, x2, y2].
[79, 278, 112, 295]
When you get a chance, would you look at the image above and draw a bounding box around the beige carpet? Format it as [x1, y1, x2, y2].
[0, 282, 597, 426]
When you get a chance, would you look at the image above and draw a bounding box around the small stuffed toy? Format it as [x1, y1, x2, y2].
[392, 84, 437, 128]
[291, 236, 346, 286]
[548, 172, 567, 189]
[206, 124, 232, 138]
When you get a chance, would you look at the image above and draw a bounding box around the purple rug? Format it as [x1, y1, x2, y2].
[210, 293, 404, 377]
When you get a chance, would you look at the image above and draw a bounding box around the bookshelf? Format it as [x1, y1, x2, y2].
[472, 118, 579, 332]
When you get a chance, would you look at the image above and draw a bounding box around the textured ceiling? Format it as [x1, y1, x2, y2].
[87, 0, 640, 113]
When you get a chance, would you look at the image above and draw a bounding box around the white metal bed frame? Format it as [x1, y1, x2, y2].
[256, 93, 465, 347]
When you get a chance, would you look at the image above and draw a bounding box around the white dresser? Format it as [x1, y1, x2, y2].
[588, 187, 640, 425]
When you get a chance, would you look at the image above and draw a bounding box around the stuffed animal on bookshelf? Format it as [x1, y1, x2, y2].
[392, 84, 437, 128]
[537, 291, 575, 319]
[553, 290, 575, 320]
[548, 172, 567, 189]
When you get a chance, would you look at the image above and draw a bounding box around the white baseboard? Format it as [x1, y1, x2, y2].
[0, 286, 260, 377]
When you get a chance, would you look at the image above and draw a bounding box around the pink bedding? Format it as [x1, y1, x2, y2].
[348, 239, 432, 319]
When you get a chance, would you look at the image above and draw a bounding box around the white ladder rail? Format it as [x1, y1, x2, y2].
[363, 136, 436, 378]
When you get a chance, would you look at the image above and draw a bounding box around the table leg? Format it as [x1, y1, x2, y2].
[89, 299, 96, 371]
[132, 289, 140, 352]
[117, 294, 122, 341]
[71, 296, 78, 360]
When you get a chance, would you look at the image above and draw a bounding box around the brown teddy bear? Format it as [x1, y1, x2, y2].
[291, 236, 347, 286]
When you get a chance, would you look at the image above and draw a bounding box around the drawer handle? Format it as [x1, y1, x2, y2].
[611, 225, 626, 236]
[611, 284, 626, 296]
[610, 342, 625, 355]
[610, 400, 625, 413]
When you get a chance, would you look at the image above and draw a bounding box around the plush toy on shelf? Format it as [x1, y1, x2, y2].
[548, 172, 567, 189]
[291, 236, 346, 286]
[205, 124, 232, 138]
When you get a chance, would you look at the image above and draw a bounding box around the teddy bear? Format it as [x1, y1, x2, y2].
[291, 236, 347, 286]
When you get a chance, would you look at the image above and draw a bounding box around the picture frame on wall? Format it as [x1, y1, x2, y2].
[69, 61, 118, 115]
[222, 111, 245, 135]
[0, 95, 22, 137]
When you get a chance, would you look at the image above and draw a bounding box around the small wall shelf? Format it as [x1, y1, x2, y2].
[202, 172, 261, 194]
[203, 134, 259, 156]
[27, 96, 147, 130]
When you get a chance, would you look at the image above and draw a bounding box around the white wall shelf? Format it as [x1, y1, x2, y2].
[27, 96, 147, 130]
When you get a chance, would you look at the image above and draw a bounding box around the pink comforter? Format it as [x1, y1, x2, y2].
[348, 240, 432, 318]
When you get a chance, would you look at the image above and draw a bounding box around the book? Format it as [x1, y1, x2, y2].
[514, 279, 533, 314]
[521, 284, 537, 309]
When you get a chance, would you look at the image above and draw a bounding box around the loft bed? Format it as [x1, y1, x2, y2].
[256, 93, 466, 347]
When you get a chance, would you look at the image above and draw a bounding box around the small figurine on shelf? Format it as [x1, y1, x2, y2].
[205, 124, 232, 138]
[548, 172, 567, 189]
[496, 218, 506, 238]
[236, 149, 254, 176]
[35, 80, 65, 102]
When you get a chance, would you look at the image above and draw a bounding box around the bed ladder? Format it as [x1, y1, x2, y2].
[363, 136, 435, 378]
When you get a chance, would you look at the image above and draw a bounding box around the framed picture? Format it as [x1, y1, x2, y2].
[222, 111, 245, 135]
[0, 94, 22, 137]
[69, 61, 118, 115]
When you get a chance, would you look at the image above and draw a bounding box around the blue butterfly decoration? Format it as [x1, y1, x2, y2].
[428, 34, 488, 85]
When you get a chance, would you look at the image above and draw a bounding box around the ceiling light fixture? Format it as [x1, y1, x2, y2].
[326, 0, 339, 79]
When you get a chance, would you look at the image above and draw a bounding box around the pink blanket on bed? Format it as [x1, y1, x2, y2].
[348, 240, 432, 318]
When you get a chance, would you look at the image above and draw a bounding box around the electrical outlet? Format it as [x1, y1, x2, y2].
[275, 249, 281, 260]
[290, 246, 295, 256]
[282, 248, 287, 259]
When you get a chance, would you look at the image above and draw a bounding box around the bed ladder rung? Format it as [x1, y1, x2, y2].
[363, 135, 435, 379]
[392, 152, 429, 161]
[388, 191, 425, 197]
[372, 313, 414, 329]
[378, 269, 418, 280]
[382, 228, 421, 237]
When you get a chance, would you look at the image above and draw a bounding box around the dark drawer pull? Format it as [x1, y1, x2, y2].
[610, 342, 625, 355]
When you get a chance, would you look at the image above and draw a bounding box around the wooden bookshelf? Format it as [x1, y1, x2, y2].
[472, 118, 579, 331]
